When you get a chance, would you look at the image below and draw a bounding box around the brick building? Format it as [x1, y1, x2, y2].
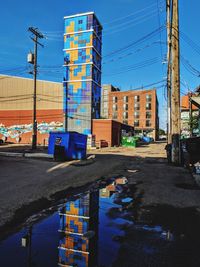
[101, 84, 120, 119]
[92, 119, 134, 147]
[108, 88, 159, 140]
[181, 94, 200, 137]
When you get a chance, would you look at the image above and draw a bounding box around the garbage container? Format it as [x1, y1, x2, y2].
[48, 131, 87, 160]
[121, 136, 137, 147]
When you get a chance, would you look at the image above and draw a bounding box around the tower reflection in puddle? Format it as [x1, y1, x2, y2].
[58, 190, 99, 267]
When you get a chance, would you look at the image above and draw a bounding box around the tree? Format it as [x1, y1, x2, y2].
[189, 113, 199, 135]
[159, 129, 166, 135]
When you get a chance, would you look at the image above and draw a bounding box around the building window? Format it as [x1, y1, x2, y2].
[134, 103, 140, 110]
[78, 20, 83, 24]
[113, 112, 118, 119]
[123, 103, 128, 111]
[146, 94, 152, 102]
[123, 112, 128, 119]
[134, 95, 140, 102]
[112, 104, 118, 111]
[123, 120, 128, 125]
[134, 120, 140, 127]
[146, 103, 151, 110]
[134, 111, 140, 119]
[146, 120, 151, 127]
[146, 111, 151, 119]
[123, 95, 128, 103]
[113, 96, 117, 103]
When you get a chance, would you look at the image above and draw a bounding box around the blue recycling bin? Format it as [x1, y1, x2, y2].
[48, 131, 87, 160]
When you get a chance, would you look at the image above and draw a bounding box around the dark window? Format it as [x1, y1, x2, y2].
[134, 103, 140, 110]
[146, 103, 151, 110]
[134, 111, 140, 119]
[146, 111, 151, 119]
[134, 120, 139, 127]
[66, 34, 70, 38]
[113, 96, 117, 103]
[78, 20, 83, 24]
[146, 120, 151, 127]
[123, 120, 128, 125]
[123, 112, 128, 119]
[146, 94, 152, 102]
[134, 95, 140, 102]
[123, 104, 128, 111]
[123, 95, 129, 103]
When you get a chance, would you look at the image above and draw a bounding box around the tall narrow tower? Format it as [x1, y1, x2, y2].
[63, 12, 102, 135]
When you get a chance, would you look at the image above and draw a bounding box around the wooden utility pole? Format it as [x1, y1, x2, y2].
[28, 27, 44, 149]
[171, 0, 181, 164]
[167, 0, 172, 144]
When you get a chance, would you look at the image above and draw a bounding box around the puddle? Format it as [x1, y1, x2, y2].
[1, 178, 200, 266]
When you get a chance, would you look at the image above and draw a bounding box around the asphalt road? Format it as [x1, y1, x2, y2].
[1, 142, 200, 236]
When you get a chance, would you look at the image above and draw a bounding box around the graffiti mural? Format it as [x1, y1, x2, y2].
[0, 122, 63, 139]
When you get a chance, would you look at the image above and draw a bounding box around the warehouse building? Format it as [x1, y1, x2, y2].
[0, 75, 63, 144]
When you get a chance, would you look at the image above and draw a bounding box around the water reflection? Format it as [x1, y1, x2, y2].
[58, 191, 99, 267]
[2, 176, 193, 267]
[58, 177, 129, 267]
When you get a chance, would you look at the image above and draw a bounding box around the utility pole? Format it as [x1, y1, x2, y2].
[28, 27, 44, 149]
[171, 0, 181, 164]
[63, 57, 70, 132]
[166, 0, 172, 144]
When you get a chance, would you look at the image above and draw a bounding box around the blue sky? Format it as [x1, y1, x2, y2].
[0, 0, 200, 130]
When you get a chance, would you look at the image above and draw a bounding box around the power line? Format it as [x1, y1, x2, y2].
[104, 26, 165, 58]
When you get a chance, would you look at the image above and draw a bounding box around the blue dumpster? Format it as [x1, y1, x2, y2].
[48, 131, 87, 160]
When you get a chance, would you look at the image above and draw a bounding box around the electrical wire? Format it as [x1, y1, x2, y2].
[104, 26, 165, 58]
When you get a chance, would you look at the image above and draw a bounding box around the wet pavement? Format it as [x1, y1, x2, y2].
[0, 176, 200, 267]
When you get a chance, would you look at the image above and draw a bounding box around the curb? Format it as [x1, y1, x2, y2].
[24, 153, 53, 159]
[0, 151, 53, 159]
[0, 152, 24, 158]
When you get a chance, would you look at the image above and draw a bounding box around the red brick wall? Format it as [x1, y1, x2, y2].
[181, 95, 198, 110]
[92, 120, 112, 146]
[92, 119, 128, 147]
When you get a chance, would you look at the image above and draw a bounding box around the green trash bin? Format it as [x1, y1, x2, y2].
[121, 136, 137, 147]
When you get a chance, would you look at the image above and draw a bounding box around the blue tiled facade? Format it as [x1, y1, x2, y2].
[63, 12, 102, 135]
[58, 191, 99, 267]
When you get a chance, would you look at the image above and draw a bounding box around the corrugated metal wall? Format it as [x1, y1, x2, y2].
[0, 75, 63, 110]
